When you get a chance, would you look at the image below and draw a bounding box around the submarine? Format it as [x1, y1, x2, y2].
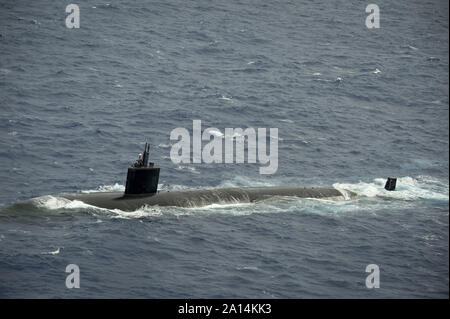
[58, 143, 397, 211]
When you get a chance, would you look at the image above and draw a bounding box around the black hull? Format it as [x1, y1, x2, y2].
[60, 186, 350, 211]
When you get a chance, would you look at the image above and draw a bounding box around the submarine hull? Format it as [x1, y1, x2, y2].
[60, 186, 349, 211]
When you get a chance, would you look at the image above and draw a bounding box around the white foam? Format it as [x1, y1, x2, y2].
[34, 196, 72, 209]
[333, 176, 448, 201]
[42, 248, 60, 255]
[161, 184, 191, 190]
[33, 194, 164, 219]
[81, 183, 125, 193]
[34, 195, 97, 210]
[193, 202, 252, 210]
[110, 205, 163, 219]
[175, 165, 200, 174]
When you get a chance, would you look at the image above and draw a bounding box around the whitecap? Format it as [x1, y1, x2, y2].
[236, 266, 259, 271]
[81, 183, 125, 193]
[219, 95, 232, 101]
[175, 165, 200, 174]
[42, 248, 60, 255]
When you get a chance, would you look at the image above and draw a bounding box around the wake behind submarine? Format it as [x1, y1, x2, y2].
[59, 143, 397, 211]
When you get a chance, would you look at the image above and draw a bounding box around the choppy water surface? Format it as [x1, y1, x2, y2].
[0, 0, 448, 298]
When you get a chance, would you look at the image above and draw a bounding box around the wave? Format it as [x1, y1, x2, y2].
[81, 183, 125, 193]
[175, 165, 200, 174]
[333, 176, 448, 201]
[42, 248, 61, 255]
[6, 176, 447, 220]
[30, 195, 164, 219]
[34, 195, 94, 210]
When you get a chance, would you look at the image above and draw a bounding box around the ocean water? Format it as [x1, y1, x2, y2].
[0, 0, 448, 298]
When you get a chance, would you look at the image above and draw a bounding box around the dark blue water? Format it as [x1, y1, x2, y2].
[0, 0, 448, 298]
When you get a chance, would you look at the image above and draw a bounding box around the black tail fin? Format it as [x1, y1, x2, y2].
[384, 177, 397, 191]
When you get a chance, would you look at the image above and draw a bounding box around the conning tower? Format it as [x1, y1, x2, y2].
[124, 143, 160, 196]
